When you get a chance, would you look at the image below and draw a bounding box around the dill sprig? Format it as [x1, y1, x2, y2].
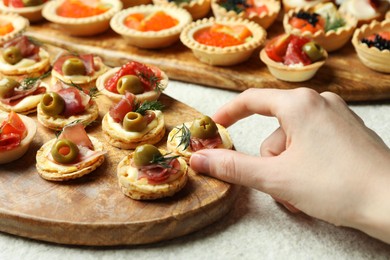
[168, 0, 191, 4]
[21, 70, 51, 88]
[171, 124, 191, 151]
[27, 36, 43, 47]
[325, 15, 345, 32]
[137, 72, 164, 93]
[150, 153, 180, 169]
[220, 0, 251, 14]
[135, 100, 164, 115]
[61, 80, 100, 98]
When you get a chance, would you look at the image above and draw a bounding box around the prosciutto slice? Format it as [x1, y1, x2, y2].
[190, 134, 223, 152]
[109, 92, 136, 122]
[53, 54, 97, 76]
[136, 157, 181, 185]
[3, 36, 40, 61]
[0, 83, 46, 106]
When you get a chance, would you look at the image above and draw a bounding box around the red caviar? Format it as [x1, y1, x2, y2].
[124, 11, 179, 32]
[0, 22, 14, 36]
[193, 24, 252, 47]
[57, 0, 110, 18]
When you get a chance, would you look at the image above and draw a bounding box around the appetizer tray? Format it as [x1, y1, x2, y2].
[26, 21, 390, 102]
[0, 92, 239, 246]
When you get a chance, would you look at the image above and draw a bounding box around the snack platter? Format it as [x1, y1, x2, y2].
[26, 21, 390, 102]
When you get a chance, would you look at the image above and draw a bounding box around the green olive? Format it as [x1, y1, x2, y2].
[122, 112, 147, 132]
[40, 92, 65, 117]
[2, 46, 22, 65]
[302, 42, 325, 62]
[116, 75, 143, 95]
[51, 139, 79, 164]
[190, 115, 218, 139]
[133, 144, 162, 167]
[61, 58, 86, 76]
[0, 78, 18, 98]
[22, 0, 44, 6]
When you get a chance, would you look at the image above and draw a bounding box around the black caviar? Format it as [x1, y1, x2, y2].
[295, 10, 320, 27]
[361, 34, 390, 51]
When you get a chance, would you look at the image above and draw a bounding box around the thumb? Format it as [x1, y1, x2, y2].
[189, 149, 283, 193]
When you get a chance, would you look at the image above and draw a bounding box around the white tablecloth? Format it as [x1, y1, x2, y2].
[1, 81, 390, 259]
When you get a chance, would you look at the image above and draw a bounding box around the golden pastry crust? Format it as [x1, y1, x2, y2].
[0, 47, 50, 78]
[51, 56, 108, 90]
[259, 47, 328, 82]
[282, 0, 328, 12]
[42, 0, 123, 36]
[352, 20, 390, 73]
[180, 17, 267, 66]
[283, 7, 358, 52]
[102, 110, 165, 150]
[37, 100, 99, 131]
[0, 1, 48, 22]
[0, 92, 44, 114]
[36, 136, 105, 181]
[110, 4, 192, 49]
[211, 0, 280, 29]
[117, 150, 188, 200]
[0, 12, 29, 46]
[167, 121, 233, 162]
[96, 66, 168, 103]
[0, 112, 37, 164]
[121, 0, 152, 8]
[153, 0, 211, 20]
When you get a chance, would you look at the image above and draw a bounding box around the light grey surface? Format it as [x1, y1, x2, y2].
[1, 81, 390, 259]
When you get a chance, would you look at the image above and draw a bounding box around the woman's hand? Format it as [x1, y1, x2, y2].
[189, 88, 390, 243]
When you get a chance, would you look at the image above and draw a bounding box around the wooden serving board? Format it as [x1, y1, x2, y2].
[26, 21, 390, 102]
[0, 93, 239, 246]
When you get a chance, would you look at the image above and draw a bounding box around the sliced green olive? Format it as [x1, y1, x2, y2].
[0, 78, 18, 98]
[116, 75, 143, 95]
[133, 144, 162, 167]
[122, 112, 147, 132]
[51, 139, 79, 164]
[190, 115, 218, 139]
[40, 93, 65, 117]
[62, 57, 86, 76]
[2, 46, 22, 65]
[22, 0, 44, 6]
[302, 42, 325, 62]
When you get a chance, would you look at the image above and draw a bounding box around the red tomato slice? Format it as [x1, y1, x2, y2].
[0, 111, 27, 139]
[0, 133, 21, 151]
[284, 36, 311, 66]
[9, 0, 24, 7]
[265, 34, 292, 62]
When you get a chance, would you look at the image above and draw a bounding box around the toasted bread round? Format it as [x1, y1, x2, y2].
[0, 93, 44, 114]
[167, 122, 233, 162]
[117, 151, 188, 200]
[36, 136, 105, 181]
[102, 110, 165, 149]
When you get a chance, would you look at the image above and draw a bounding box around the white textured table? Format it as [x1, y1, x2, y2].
[1, 81, 390, 259]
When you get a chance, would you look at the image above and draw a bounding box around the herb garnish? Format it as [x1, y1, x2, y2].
[325, 15, 345, 32]
[21, 70, 51, 89]
[137, 72, 164, 93]
[168, 0, 191, 4]
[135, 100, 164, 115]
[171, 123, 191, 151]
[150, 153, 180, 169]
[61, 80, 100, 98]
[219, 0, 251, 14]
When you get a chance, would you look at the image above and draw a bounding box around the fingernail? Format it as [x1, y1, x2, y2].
[189, 153, 209, 173]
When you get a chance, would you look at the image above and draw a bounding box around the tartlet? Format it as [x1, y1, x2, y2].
[282, 0, 329, 12]
[180, 17, 267, 66]
[117, 145, 188, 200]
[51, 53, 107, 91]
[0, 12, 29, 46]
[386, 10, 390, 20]
[42, 0, 123, 36]
[283, 4, 358, 52]
[152, 0, 211, 20]
[36, 123, 105, 181]
[352, 20, 390, 73]
[167, 115, 233, 162]
[260, 33, 328, 82]
[102, 93, 165, 150]
[211, 0, 280, 29]
[0, 111, 36, 164]
[110, 4, 192, 49]
[0, 0, 49, 22]
[121, 0, 152, 8]
[96, 61, 168, 103]
[339, 0, 389, 26]
[0, 35, 50, 78]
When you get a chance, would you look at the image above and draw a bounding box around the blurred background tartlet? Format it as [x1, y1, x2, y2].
[152, 0, 211, 20]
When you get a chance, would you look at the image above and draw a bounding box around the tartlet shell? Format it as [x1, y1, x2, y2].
[352, 20, 390, 74]
[211, 0, 280, 29]
[117, 150, 188, 200]
[282, 0, 329, 12]
[0, 112, 37, 164]
[0, 12, 29, 46]
[152, 0, 211, 20]
[0, 1, 48, 22]
[259, 47, 328, 82]
[180, 17, 267, 66]
[42, 0, 123, 36]
[283, 7, 358, 52]
[96, 66, 168, 103]
[110, 4, 192, 49]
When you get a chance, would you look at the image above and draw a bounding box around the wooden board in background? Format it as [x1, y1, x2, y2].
[26, 21, 390, 102]
[0, 94, 240, 246]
